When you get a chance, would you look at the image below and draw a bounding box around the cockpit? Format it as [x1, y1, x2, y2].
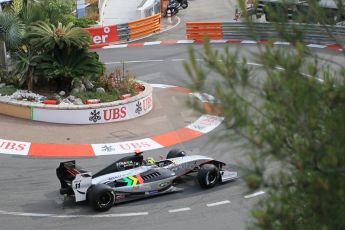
[93, 154, 144, 178]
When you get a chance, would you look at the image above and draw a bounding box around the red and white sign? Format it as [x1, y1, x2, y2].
[187, 115, 224, 133]
[85, 25, 119, 47]
[0, 139, 31, 156]
[92, 138, 163, 156]
[32, 94, 153, 124]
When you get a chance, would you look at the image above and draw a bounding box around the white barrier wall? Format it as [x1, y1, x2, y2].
[137, 0, 161, 18]
[0, 82, 153, 125]
[32, 94, 153, 124]
[101, 0, 146, 25]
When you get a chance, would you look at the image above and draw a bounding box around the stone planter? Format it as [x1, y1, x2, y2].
[0, 82, 153, 124]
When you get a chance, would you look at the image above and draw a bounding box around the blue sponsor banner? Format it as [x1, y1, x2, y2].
[76, 0, 86, 18]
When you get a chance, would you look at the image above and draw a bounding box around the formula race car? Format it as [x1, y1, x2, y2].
[56, 149, 239, 212]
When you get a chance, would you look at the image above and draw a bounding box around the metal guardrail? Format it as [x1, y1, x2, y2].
[186, 22, 223, 40]
[186, 22, 345, 46]
[86, 13, 161, 48]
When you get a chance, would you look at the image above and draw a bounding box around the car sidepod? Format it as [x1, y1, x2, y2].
[111, 167, 177, 194]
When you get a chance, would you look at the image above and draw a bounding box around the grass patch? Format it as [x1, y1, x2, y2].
[0, 85, 17, 96]
[74, 90, 120, 103]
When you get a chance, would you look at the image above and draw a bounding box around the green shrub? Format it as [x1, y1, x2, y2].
[74, 90, 120, 103]
[74, 17, 97, 28]
[64, 15, 97, 28]
[0, 85, 17, 96]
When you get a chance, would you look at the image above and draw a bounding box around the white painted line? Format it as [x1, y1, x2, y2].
[171, 58, 186, 62]
[273, 41, 290, 45]
[150, 83, 175, 88]
[210, 39, 228, 43]
[177, 40, 195, 44]
[275, 66, 285, 71]
[244, 190, 265, 199]
[306, 44, 327, 49]
[88, 212, 149, 218]
[247, 62, 263, 67]
[240, 40, 257, 44]
[0, 210, 149, 218]
[144, 41, 162, 46]
[105, 59, 164, 65]
[126, 59, 164, 63]
[0, 210, 53, 217]
[206, 200, 231, 207]
[103, 44, 128, 49]
[168, 207, 191, 213]
[104, 61, 121, 64]
[104, 59, 164, 65]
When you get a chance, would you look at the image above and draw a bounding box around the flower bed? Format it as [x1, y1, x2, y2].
[0, 82, 153, 124]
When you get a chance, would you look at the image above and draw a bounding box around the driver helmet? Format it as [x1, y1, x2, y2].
[145, 157, 156, 165]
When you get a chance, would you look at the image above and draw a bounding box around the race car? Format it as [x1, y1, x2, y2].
[56, 149, 239, 212]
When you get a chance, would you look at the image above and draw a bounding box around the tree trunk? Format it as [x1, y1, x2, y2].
[28, 69, 33, 91]
[0, 40, 7, 70]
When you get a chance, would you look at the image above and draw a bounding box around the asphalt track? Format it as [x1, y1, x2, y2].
[0, 44, 344, 230]
[1, 0, 345, 229]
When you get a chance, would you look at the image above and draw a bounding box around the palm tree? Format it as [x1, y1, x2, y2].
[38, 49, 104, 80]
[0, 12, 25, 68]
[27, 21, 91, 53]
[14, 47, 41, 90]
[26, 21, 96, 91]
[37, 49, 104, 91]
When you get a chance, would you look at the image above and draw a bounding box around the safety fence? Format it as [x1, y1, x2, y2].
[186, 22, 223, 40]
[85, 13, 161, 48]
[186, 22, 345, 46]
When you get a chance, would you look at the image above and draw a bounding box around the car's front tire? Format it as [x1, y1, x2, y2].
[197, 164, 220, 188]
[88, 184, 115, 212]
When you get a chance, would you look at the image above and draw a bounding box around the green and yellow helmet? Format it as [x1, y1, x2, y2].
[145, 157, 156, 165]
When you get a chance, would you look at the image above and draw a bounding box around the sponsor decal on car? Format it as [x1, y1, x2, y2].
[123, 174, 144, 186]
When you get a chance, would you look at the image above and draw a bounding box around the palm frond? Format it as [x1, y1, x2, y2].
[0, 12, 25, 49]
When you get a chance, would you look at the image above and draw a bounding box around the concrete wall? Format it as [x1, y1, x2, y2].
[100, 0, 160, 25]
[137, 0, 160, 18]
[0, 102, 31, 120]
[101, 0, 142, 25]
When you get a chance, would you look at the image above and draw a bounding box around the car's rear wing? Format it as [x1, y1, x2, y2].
[56, 160, 92, 202]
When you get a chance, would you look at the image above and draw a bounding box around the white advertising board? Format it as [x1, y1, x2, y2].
[187, 115, 224, 134]
[92, 138, 163, 156]
[32, 94, 153, 124]
[0, 139, 31, 156]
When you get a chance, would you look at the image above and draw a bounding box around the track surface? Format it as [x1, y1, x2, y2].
[1, 44, 343, 230]
[1, 0, 345, 229]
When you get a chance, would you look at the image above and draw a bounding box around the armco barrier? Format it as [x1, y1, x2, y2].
[85, 13, 161, 48]
[128, 13, 161, 39]
[186, 22, 223, 40]
[186, 22, 345, 46]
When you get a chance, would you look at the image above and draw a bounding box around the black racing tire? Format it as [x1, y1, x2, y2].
[181, 1, 188, 9]
[167, 149, 186, 159]
[197, 164, 220, 189]
[88, 184, 115, 212]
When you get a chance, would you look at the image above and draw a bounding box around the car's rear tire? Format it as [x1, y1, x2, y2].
[167, 149, 186, 159]
[197, 164, 220, 188]
[88, 184, 115, 212]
